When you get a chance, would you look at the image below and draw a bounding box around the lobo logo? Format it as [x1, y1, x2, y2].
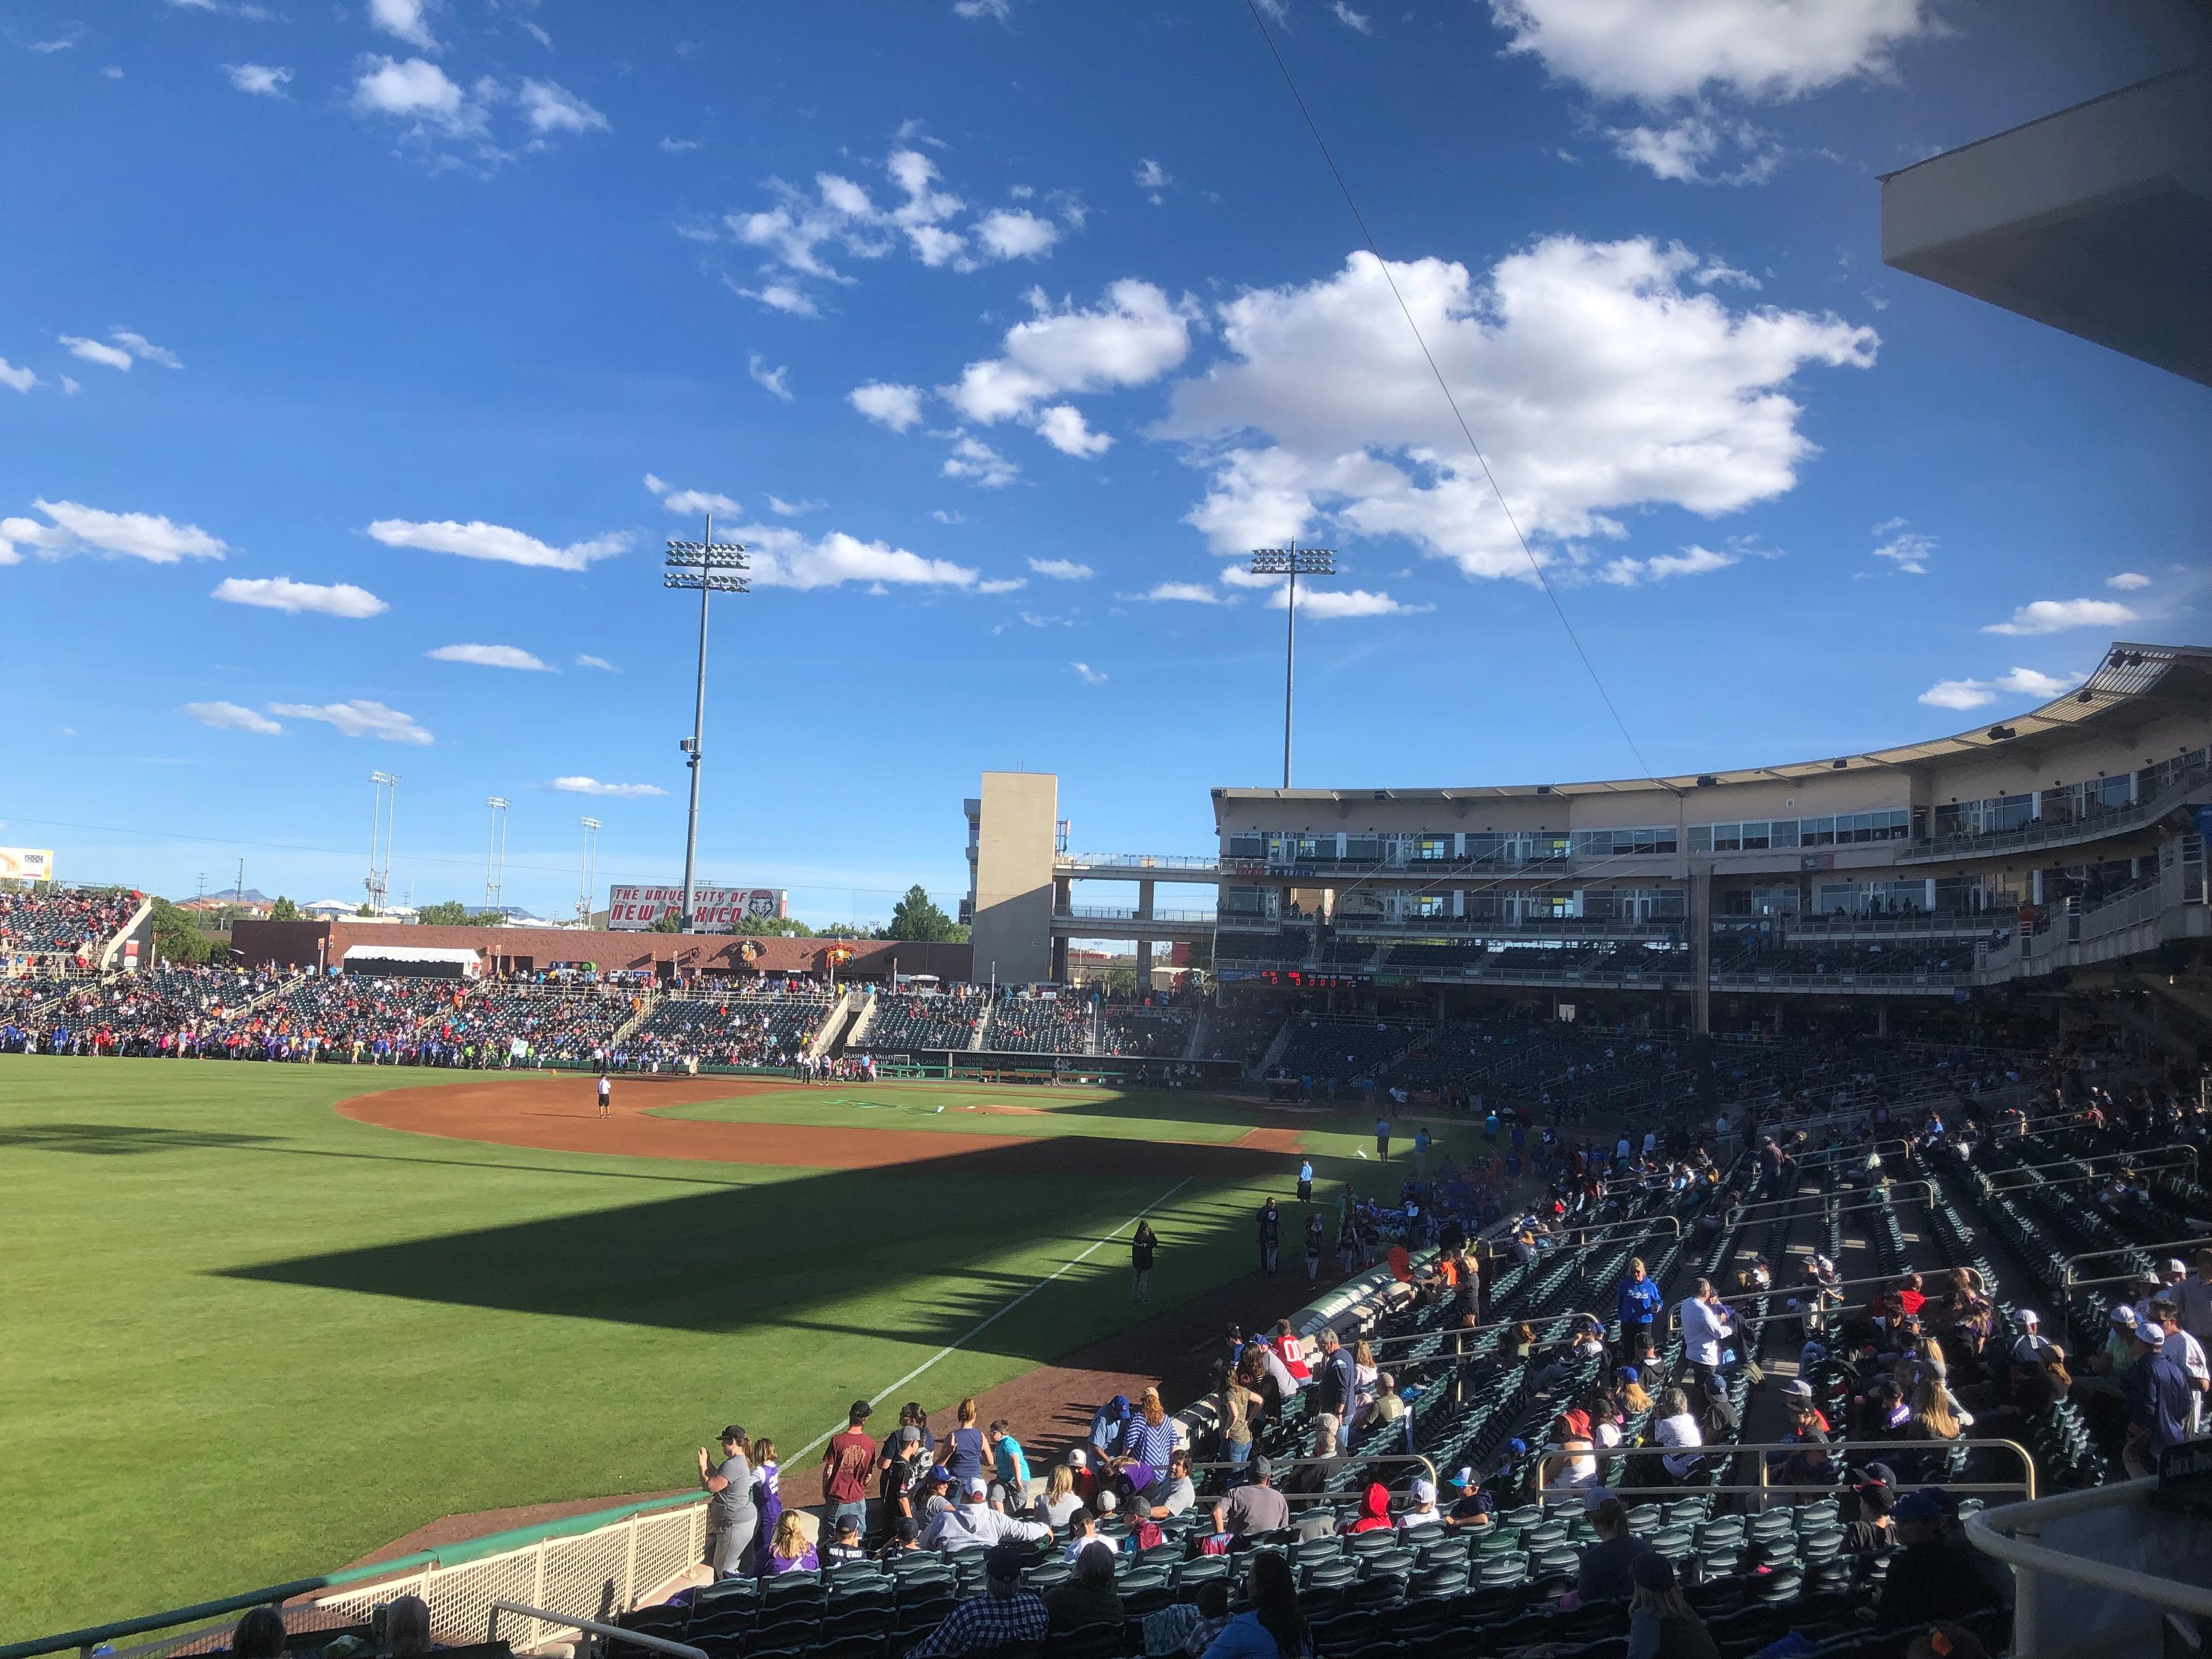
[738, 940, 762, 963]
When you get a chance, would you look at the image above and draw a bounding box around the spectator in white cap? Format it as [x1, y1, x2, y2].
[2148, 1297, 2209, 1434]
[1397, 1477, 1442, 1535]
[922, 1475, 1052, 1550]
[2177, 1251, 2212, 1352]
[2094, 1305, 2139, 1378]
[2007, 1309, 2059, 1372]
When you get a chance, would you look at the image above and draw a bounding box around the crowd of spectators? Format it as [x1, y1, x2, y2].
[624, 987, 839, 1071]
[865, 988, 989, 1051]
[984, 992, 1094, 1054]
[0, 885, 139, 956]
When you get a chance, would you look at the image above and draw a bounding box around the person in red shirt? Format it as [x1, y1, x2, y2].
[1893, 1274, 1927, 1319]
[821, 1400, 878, 1540]
[1343, 1483, 1394, 1534]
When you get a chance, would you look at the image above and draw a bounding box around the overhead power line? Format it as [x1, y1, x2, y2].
[1240, 0, 1666, 790]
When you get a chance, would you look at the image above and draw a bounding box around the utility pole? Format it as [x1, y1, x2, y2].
[1248, 545, 1335, 788]
[577, 817, 601, 927]
[663, 515, 749, 933]
[484, 797, 510, 919]
[236, 857, 245, 910]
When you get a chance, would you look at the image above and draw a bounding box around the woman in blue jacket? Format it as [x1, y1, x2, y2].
[1203, 1553, 1309, 1659]
[1616, 1259, 1665, 1367]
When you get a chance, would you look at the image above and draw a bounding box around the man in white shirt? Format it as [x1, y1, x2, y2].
[923, 1478, 1053, 1550]
[2176, 1251, 2212, 1351]
[2151, 1297, 2210, 1433]
[1680, 1278, 1737, 1390]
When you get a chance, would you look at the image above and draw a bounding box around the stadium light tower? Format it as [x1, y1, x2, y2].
[1248, 545, 1335, 789]
[663, 515, 749, 933]
[366, 771, 400, 916]
[576, 817, 601, 927]
[484, 797, 510, 919]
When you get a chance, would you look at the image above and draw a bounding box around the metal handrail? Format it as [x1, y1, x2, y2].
[1965, 1476, 2212, 1659]
[1982, 1144, 2201, 1186]
[0, 1582, 329, 1659]
[490, 1602, 705, 1659]
[1501, 1215, 1684, 1247]
[1183, 1452, 1437, 1503]
[2062, 1234, 2211, 1285]
[1709, 1264, 1984, 1309]
[1575, 1436, 2039, 1504]
[1357, 1312, 1607, 1357]
[1717, 1180, 1933, 1220]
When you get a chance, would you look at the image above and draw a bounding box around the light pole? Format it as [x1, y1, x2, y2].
[366, 771, 400, 915]
[1248, 545, 1335, 788]
[484, 797, 510, 919]
[577, 817, 601, 928]
[663, 516, 749, 933]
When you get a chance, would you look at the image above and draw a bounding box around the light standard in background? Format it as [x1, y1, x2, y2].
[576, 817, 601, 927]
[366, 771, 400, 915]
[663, 517, 749, 933]
[483, 797, 510, 919]
[1248, 545, 1335, 788]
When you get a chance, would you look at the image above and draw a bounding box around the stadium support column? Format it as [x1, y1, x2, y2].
[1135, 878, 1155, 991]
[1688, 862, 1712, 1036]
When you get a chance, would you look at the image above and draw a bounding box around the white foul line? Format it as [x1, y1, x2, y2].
[789, 1176, 1196, 1463]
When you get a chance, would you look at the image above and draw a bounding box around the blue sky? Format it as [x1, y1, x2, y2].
[3, 0, 2206, 926]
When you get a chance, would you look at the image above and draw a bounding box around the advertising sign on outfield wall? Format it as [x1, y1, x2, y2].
[0, 847, 56, 881]
[605, 884, 789, 931]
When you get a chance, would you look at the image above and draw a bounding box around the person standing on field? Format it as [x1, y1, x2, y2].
[1131, 1220, 1157, 1302]
[597, 1071, 612, 1119]
[1297, 1158, 1314, 1205]
[1375, 1118, 1391, 1164]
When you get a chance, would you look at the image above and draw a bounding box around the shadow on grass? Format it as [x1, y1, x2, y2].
[0, 1122, 280, 1155]
[223, 1136, 1290, 1351]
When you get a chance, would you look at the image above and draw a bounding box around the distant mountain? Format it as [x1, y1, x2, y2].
[172, 887, 276, 906]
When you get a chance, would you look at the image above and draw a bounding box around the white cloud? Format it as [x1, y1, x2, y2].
[350, 56, 484, 139]
[1871, 522, 1935, 574]
[1164, 240, 1875, 581]
[368, 517, 628, 571]
[2, 499, 228, 564]
[2107, 571, 2151, 591]
[931, 509, 965, 525]
[941, 279, 1194, 454]
[226, 63, 292, 96]
[518, 79, 608, 137]
[643, 474, 741, 517]
[59, 376, 79, 395]
[1033, 404, 1113, 457]
[1607, 112, 1783, 185]
[0, 359, 36, 393]
[575, 654, 618, 671]
[1268, 584, 1431, 618]
[213, 575, 388, 618]
[59, 336, 134, 372]
[1983, 599, 2139, 637]
[183, 700, 284, 736]
[767, 495, 824, 516]
[1137, 581, 1228, 604]
[1594, 543, 1741, 585]
[427, 642, 553, 671]
[739, 524, 982, 590]
[268, 698, 433, 744]
[747, 353, 794, 401]
[730, 281, 819, 318]
[1488, 0, 1933, 104]
[368, 0, 438, 52]
[108, 329, 183, 368]
[1918, 666, 2089, 711]
[1028, 557, 1094, 581]
[552, 776, 666, 798]
[660, 136, 701, 154]
[976, 577, 1026, 594]
[849, 381, 925, 432]
[1071, 661, 1109, 685]
[975, 209, 1060, 262]
[1331, 2, 1374, 32]
[942, 435, 1020, 487]
[953, 0, 1012, 17]
[1133, 158, 1172, 204]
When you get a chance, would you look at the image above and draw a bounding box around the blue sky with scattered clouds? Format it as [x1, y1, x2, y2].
[3, 0, 2206, 924]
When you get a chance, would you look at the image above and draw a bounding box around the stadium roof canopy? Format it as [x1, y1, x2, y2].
[1216, 642, 2212, 804]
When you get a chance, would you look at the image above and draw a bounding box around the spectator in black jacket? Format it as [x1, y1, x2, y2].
[1874, 1491, 2003, 1632]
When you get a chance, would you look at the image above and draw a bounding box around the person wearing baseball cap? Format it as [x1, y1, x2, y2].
[1398, 1476, 1442, 1535]
[1627, 1551, 1715, 1656]
[821, 1400, 876, 1541]
[1222, 1455, 1289, 1536]
[906, 1541, 1047, 1657]
[921, 1472, 1052, 1551]
[2007, 1309, 2059, 1373]
[1443, 1466, 1494, 1529]
[696, 1426, 757, 1579]
[2123, 1317, 2193, 1478]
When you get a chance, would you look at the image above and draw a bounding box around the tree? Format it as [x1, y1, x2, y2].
[416, 900, 472, 926]
[269, 896, 298, 922]
[648, 913, 685, 933]
[356, 902, 374, 918]
[734, 912, 814, 937]
[884, 884, 958, 942]
[150, 897, 217, 965]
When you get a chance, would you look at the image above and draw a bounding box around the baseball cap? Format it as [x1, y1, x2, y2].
[1782, 1379, 1814, 1403]
[719, 1425, 746, 1441]
[2016, 1309, 2040, 1327]
[1800, 1342, 1828, 1366]
[983, 1541, 1027, 1581]
[1631, 1554, 1676, 1592]
[1411, 1477, 1437, 1503]
[2109, 1305, 2138, 1328]
[964, 1476, 989, 1499]
[2138, 1324, 2167, 1348]
[1249, 1456, 1272, 1482]
[1449, 1467, 1474, 1488]
[1614, 1365, 1641, 1382]
[2166, 1259, 2189, 1275]
[1096, 1489, 1119, 1513]
[930, 1464, 952, 1483]
[849, 1399, 874, 1421]
[836, 1513, 862, 1536]
[1506, 1438, 1529, 1456]
[1853, 1461, 1897, 1490]
[1067, 1447, 1088, 1467]
[1895, 1489, 1955, 1524]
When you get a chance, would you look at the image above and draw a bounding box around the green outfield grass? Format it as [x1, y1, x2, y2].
[0, 1059, 1468, 1644]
